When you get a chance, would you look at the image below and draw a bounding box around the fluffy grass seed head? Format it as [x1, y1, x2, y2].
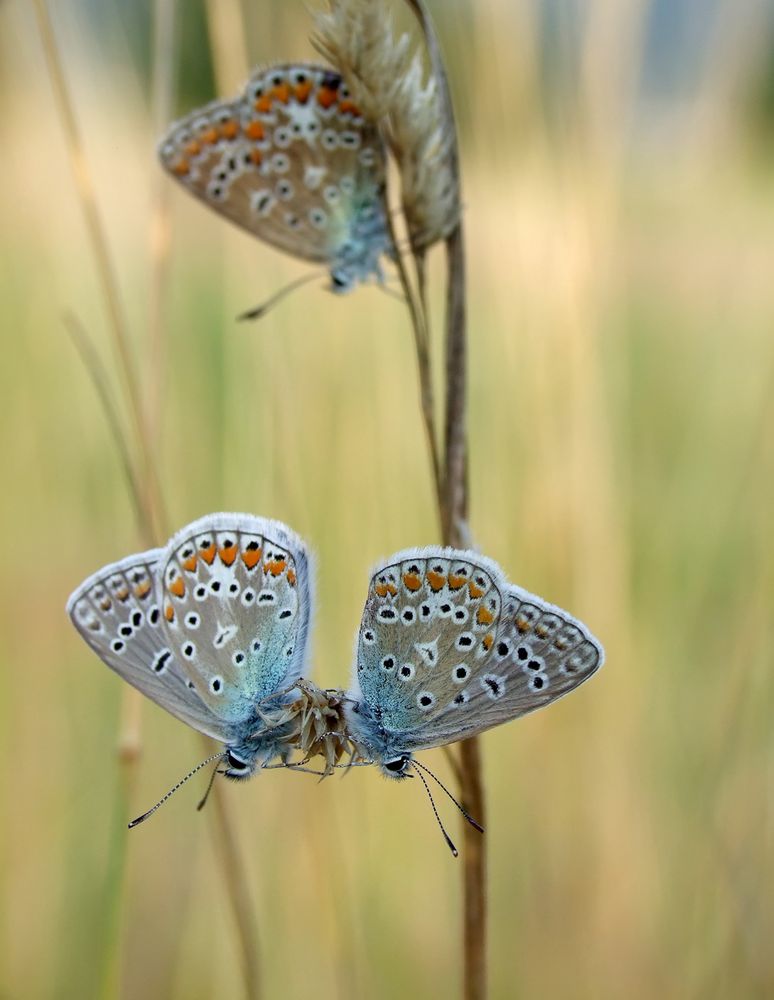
[313, 0, 459, 248]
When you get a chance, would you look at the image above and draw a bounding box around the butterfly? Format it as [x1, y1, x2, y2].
[159, 63, 392, 294]
[343, 547, 604, 780]
[67, 513, 341, 823]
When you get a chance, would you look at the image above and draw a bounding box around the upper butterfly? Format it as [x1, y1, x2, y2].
[343, 547, 604, 778]
[66, 513, 341, 792]
[159, 64, 392, 293]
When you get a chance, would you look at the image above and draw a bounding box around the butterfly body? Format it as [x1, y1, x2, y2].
[159, 64, 392, 293]
[67, 514, 326, 781]
[343, 547, 604, 777]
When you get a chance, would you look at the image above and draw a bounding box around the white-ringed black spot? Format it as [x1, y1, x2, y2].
[278, 608, 293, 620]
[363, 629, 375, 644]
[252, 639, 261, 653]
[309, 207, 327, 228]
[381, 655, 395, 670]
[285, 645, 294, 657]
[340, 175, 355, 194]
[453, 664, 470, 684]
[210, 676, 223, 694]
[439, 603, 453, 616]
[417, 691, 436, 711]
[241, 589, 255, 606]
[401, 608, 416, 624]
[321, 130, 338, 150]
[377, 607, 397, 623]
[185, 612, 200, 629]
[456, 633, 474, 650]
[229, 582, 239, 594]
[481, 674, 505, 700]
[149, 606, 160, 625]
[272, 153, 290, 173]
[276, 179, 294, 200]
[517, 645, 530, 661]
[194, 585, 207, 601]
[527, 658, 543, 672]
[111, 639, 125, 654]
[453, 691, 469, 706]
[210, 580, 221, 593]
[153, 650, 171, 674]
[529, 674, 547, 692]
[273, 127, 291, 148]
[182, 642, 196, 660]
[340, 131, 360, 148]
[258, 590, 276, 604]
[399, 663, 415, 681]
[119, 624, 133, 637]
[131, 611, 143, 627]
[323, 185, 340, 204]
[497, 640, 510, 658]
[233, 651, 245, 667]
[199, 537, 212, 550]
[454, 608, 468, 623]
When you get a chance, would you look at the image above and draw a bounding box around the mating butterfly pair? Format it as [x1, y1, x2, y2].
[68, 513, 603, 830]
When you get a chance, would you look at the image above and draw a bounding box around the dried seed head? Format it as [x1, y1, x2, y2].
[312, 0, 459, 248]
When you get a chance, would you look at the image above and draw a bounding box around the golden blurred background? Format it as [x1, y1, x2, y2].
[2, 0, 773, 997]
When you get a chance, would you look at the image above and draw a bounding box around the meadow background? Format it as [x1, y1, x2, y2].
[2, 0, 773, 997]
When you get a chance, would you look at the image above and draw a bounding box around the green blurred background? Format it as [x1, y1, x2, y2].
[2, 0, 773, 997]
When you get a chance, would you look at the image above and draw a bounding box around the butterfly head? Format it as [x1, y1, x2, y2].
[223, 747, 259, 780]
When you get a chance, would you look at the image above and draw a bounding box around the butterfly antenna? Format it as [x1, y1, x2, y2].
[411, 763, 459, 858]
[195, 755, 225, 813]
[237, 271, 322, 322]
[412, 758, 485, 834]
[128, 751, 225, 829]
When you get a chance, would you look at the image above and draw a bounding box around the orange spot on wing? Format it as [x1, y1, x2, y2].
[403, 572, 422, 592]
[448, 573, 466, 590]
[249, 149, 263, 166]
[134, 581, 152, 599]
[338, 100, 361, 116]
[169, 577, 185, 598]
[265, 558, 287, 577]
[482, 633, 494, 651]
[200, 543, 216, 565]
[516, 615, 532, 633]
[294, 81, 312, 103]
[242, 547, 262, 570]
[220, 119, 238, 139]
[201, 127, 219, 144]
[172, 159, 190, 177]
[287, 568, 296, 587]
[184, 141, 201, 157]
[375, 582, 397, 598]
[427, 571, 446, 592]
[182, 555, 197, 573]
[164, 603, 175, 622]
[476, 606, 495, 626]
[99, 598, 112, 611]
[244, 120, 265, 141]
[115, 587, 130, 602]
[255, 95, 273, 113]
[271, 83, 290, 103]
[317, 87, 338, 109]
[468, 581, 485, 599]
[219, 544, 237, 566]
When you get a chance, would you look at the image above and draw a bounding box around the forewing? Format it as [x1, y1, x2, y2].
[352, 549, 603, 752]
[353, 548, 506, 734]
[67, 550, 231, 742]
[158, 64, 386, 265]
[157, 513, 312, 726]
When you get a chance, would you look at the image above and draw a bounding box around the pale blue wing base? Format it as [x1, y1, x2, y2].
[157, 513, 313, 728]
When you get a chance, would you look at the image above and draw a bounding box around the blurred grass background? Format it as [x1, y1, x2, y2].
[2, 0, 774, 997]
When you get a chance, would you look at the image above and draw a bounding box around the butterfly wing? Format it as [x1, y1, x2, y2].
[158, 64, 387, 270]
[157, 513, 312, 727]
[67, 550, 231, 742]
[348, 548, 603, 754]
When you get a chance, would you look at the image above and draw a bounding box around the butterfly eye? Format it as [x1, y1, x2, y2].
[384, 755, 410, 775]
[226, 750, 250, 774]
